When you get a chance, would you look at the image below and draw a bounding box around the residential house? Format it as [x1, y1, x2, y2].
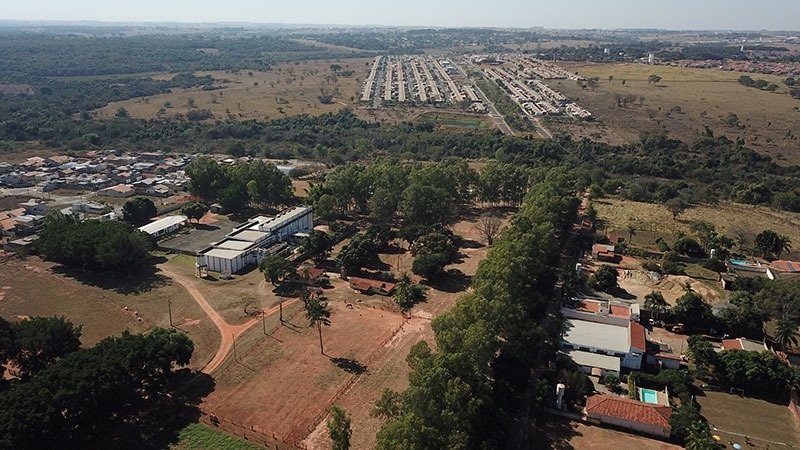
[98, 184, 136, 198]
[592, 243, 618, 262]
[348, 277, 397, 296]
[585, 395, 672, 439]
[722, 337, 768, 352]
[561, 318, 647, 370]
[290, 266, 330, 286]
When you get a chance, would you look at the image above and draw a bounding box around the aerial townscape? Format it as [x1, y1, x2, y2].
[2, 1, 800, 449]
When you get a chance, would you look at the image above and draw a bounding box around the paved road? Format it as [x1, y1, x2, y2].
[469, 81, 516, 136]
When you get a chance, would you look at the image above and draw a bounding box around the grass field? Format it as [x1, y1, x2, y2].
[548, 63, 800, 164]
[171, 423, 262, 450]
[697, 390, 800, 448]
[93, 59, 371, 122]
[0, 256, 219, 370]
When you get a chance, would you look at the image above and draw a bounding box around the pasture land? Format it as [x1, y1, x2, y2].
[93, 59, 372, 122]
[548, 63, 800, 164]
[592, 197, 800, 259]
[171, 422, 262, 450]
[697, 390, 800, 448]
[0, 257, 219, 371]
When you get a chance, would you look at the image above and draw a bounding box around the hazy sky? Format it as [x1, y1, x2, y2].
[3, 0, 799, 30]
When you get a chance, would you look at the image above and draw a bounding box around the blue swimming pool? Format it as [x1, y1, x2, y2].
[730, 259, 748, 265]
[641, 388, 659, 404]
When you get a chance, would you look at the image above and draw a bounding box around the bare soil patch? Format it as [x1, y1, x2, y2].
[200, 302, 407, 445]
[540, 416, 682, 450]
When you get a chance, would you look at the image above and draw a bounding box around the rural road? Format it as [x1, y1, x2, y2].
[159, 264, 298, 375]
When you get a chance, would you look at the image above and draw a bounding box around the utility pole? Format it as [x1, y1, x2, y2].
[232, 333, 238, 362]
[168, 297, 173, 327]
[279, 302, 283, 323]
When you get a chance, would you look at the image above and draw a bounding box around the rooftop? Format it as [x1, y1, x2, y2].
[563, 319, 631, 354]
[137, 215, 187, 235]
[585, 395, 672, 429]
[566, 350, 620, 373]
[722, 338, 766, 352]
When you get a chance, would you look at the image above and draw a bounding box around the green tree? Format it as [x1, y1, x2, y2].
[10, 316, 82, 379]
[313, 193, 337, 226]
[399, 184, 457, 229]
[184, 156, 226, 201]
[686, 421, 716, 450]
[337, 234, 378, 276]
[122, 197, 157, 227]
[303, 230, 334, 264]
[686, 335, 717, 372]
[393, 272, 427, 312]
[180, 201, 209, 223]
[327, 405, 352, 450]
[590, 265, 618, 292]
[644, 290, 669, 320]
[411, 230, 459, 264]
[411, 253, 449, 281]
[304, 293, 331, 354]
[720, 292, 766, 339]
[372, 388, 403, 422]
[755, 229, 792, 259]
[259, 255, 293, 286]
[665, 197, 688, 220]
[775, 317, 799, 350]
[672, 292, 714, 331]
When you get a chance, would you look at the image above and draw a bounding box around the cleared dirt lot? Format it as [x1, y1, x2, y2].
[199, 301, 407, 445]
[539, 416, 682, 450]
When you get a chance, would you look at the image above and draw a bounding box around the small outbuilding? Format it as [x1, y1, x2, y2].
[585, 395, 672, 439]
[349, 277, 396, 296]
[137, 215, 188, 238]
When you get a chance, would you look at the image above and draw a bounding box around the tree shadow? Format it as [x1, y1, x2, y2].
[535, 416, 582, 450]
[52, 256, 172, 295]
[426, 268, 472, 293]
[110, 370, 215, 449]
[460, 238, 485, 249]
[329, 357, 367, 375]
[608, 286, 637, 300]
[190, 223, 220, 232]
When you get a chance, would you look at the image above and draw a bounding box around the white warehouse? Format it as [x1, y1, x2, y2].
[196, 205, 313, 274]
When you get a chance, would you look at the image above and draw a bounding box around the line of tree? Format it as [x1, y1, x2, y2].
[373, 172, 580, 448]
[34, 212, 156, 274]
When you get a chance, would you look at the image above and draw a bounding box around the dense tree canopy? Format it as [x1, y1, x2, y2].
[122, 197, 157, 227]
[35, 212, 155, 274]
[0, 327, 193, 448]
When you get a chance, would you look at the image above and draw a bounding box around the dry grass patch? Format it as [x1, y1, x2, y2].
[0, 257, 218, 370]
[93, 59, 372, 122]
[548, 63, 800, 164]
[697, 390, 800, 447]
[593, 197, 800, 258]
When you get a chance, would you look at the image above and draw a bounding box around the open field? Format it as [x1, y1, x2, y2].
[548, 63, 800, 164]
[93, 59, 372, 122]
[0, 257, 219, 370]
[539, 416, 681, 450]
[697, 390, 800, 448]
[592, 197, 800, 260]
[199, 301, 407, 445]
[171, 423, 262, 450]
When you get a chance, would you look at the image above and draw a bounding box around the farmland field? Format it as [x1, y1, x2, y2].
[547, 63, 800, 164]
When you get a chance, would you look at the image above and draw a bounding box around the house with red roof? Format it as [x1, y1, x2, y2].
[290, 266, 330, 286]
[348, 277, 396, 296]
[722, 337, 768, 352]
[585, 395, 672, 438]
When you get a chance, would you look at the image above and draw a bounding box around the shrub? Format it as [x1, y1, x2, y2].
[702, 258, 727, 273]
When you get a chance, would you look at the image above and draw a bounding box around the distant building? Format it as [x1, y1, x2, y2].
[138, 215, 188, 238]
[348, 277, 397, 296]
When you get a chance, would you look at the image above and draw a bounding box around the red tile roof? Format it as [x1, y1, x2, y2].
[585, 395, 672, 429]
[297, 266, 326, 280]
[771, 260, 800, 273]
[722, 339, 742, 351]
[610, 305, 631, 318]
[577, 301, 601, 313]
[629, 322, 646, 351]
[349, 277, 396, 294]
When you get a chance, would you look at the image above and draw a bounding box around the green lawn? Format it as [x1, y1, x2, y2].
[171, 423, 263, 450]
[697, 390, 800, 447]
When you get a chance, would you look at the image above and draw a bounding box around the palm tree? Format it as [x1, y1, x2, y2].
[644, 290, 669, 320]
[303, 290, 331, 354]
[774, 234, 792, 259]
[686, 421, 716, 450]
[774, 317, 799, 351]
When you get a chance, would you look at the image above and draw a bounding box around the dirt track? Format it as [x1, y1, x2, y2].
[159, 264, 298, 374]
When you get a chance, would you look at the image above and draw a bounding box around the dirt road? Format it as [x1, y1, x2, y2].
[159, 264, 298, 375]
